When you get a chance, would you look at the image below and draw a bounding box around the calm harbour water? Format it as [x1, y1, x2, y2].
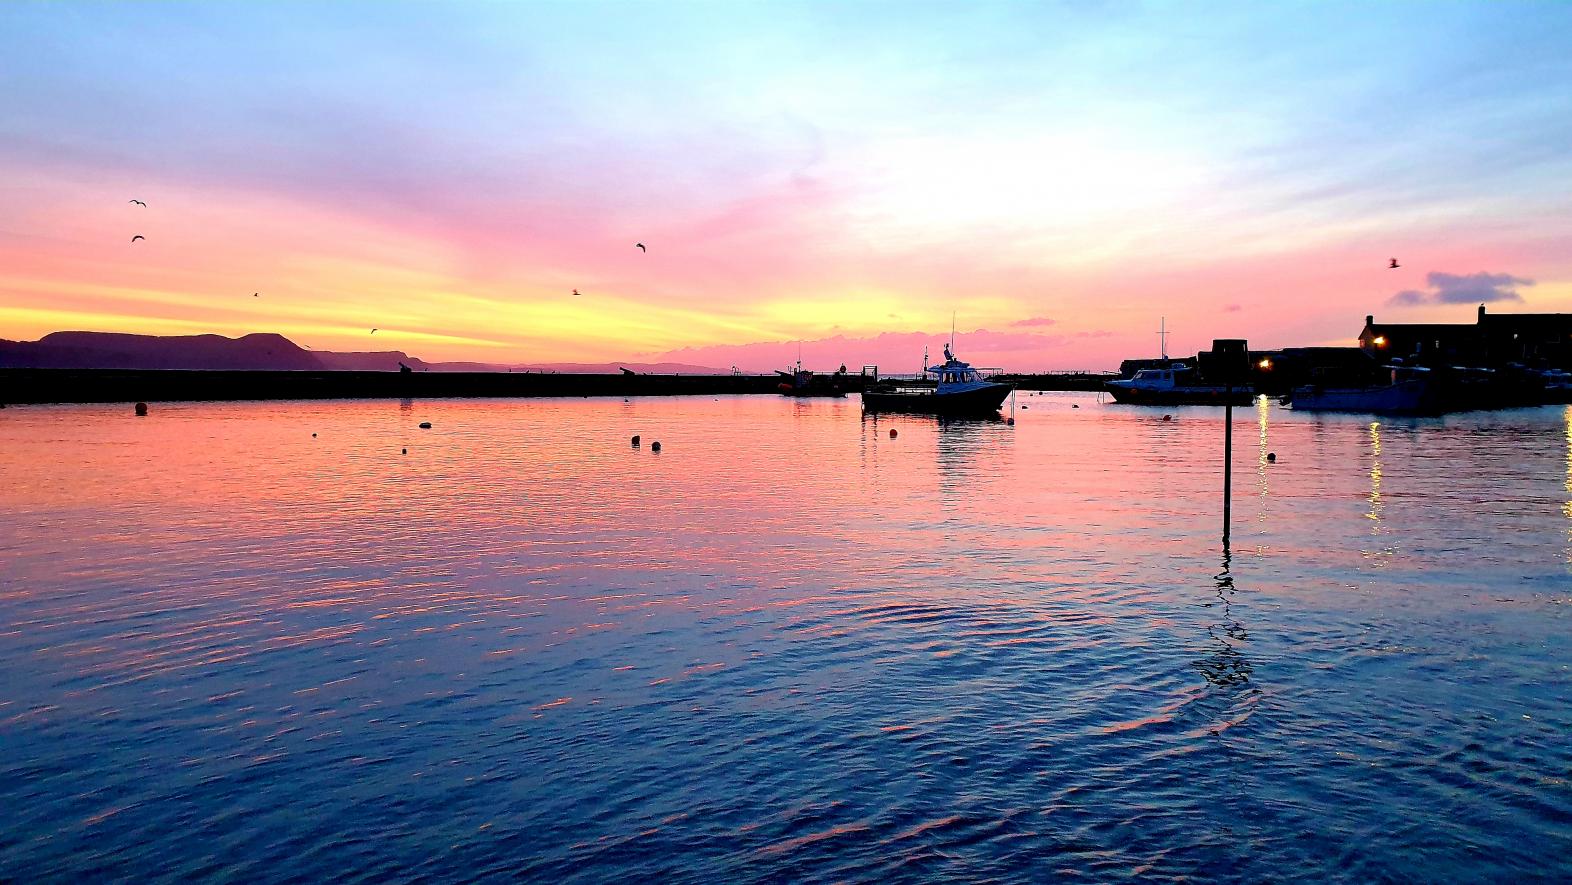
[2, 393, 1569, 882]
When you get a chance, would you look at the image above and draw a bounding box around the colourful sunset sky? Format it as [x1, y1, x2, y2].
[2, 2, 1570, 371]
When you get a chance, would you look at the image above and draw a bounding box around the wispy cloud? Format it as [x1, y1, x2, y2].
[1389, 271, 1533, 306]
[1010, 316, 1056, 327]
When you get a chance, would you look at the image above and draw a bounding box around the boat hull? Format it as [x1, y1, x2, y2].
[862, 383, 1013, 415]
[1104, 385, 1254, 406]
[1289, 378, 1438, 414]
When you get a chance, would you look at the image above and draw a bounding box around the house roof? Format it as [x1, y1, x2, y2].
[1362, 322, 1477, 338]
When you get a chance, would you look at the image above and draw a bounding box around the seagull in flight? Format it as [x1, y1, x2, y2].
[130, 235, 144, 242]
[1388, 258, 1400, 269]
[572, 289, 582, 297]
[635, 243, 646, 252]
[371, 328, 378, 334]
[252, 292, 259, 297]
[128, 199, 146, 207]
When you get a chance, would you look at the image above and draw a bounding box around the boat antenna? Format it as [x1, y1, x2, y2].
[1159, 317, 1169, 360]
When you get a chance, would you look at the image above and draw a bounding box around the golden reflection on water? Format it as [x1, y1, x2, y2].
[1255, 396, 1271, 525]
[1364, 420, 1395, 562]
[1367, 421, 1383, 526]
[1564, 406, 1571, 562]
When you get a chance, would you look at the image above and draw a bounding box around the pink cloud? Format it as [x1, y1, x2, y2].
[1010, 316, 1056, 327]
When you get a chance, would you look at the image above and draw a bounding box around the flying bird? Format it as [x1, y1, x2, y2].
[252, 292, 259, 297]
[371, 328, 378, 334]
[129, 199, 146, 207]
[130, 235, 144, 242]
[572, 289, 582, 297]
[635, 243, 646, 252]
[1388, 258, 1400, 269]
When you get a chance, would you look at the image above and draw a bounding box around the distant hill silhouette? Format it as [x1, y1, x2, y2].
[1, 331, 321, 371]
[0, 331, 729, 374]
[313, 351, 433, 372]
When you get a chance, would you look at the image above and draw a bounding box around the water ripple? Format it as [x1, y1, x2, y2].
[0, 397, 1569, 881]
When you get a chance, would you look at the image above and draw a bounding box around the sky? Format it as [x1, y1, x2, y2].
[1, 1, 1570, 371]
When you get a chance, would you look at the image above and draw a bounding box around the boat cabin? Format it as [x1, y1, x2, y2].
[927, 345, 994, 390]
[1125, 363, 1193, 388]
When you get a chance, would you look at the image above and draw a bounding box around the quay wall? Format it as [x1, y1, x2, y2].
[0, 369, 792, 404]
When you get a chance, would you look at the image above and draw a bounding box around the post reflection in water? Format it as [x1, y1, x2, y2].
[1196, 544, 1252, 691]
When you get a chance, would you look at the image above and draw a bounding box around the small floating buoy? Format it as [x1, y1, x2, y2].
[1007, 417, 1015, 426]
[312, 432, 317, 438]
[631, 435, 640, 446]
[1071, 404, 1079, 409]
[650, 441, 661, 453]
[1021, 405, 1028, 410]
[419, 422, 432, 429]
[1162, 414, 1172, 421]
[889, 428, 898, 438]
[134, 402, 148, 416]
[402, 448, 407, 454]
[1267, 452, 1277, 463]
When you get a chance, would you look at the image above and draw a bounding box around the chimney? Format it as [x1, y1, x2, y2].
[1365, 315, 1373, 327]
[1478, 303, 1486, 323]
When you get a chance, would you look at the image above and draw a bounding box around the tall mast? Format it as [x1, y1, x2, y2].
[1158, 317, 1169, 360]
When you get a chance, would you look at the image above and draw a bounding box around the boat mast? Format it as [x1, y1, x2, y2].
[1158, 317, 1169, 360]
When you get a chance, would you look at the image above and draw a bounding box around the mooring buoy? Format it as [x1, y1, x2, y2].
[402, 448, 407, 454]
[134, 402, 148, 416]
[419, 422, 432, 429]
[1072, 404, 1079, 409]
[312, 433, 317, 438]
[631, 435, 640, 446]
[1007, 417, 1015, 426]
[650, 441, 661, 452]
[1162, 414, 1172, 421]
[889, 428, 898, 438]
[1267, 452, 1277, 463]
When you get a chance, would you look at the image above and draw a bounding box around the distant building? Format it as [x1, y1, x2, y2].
[1359, 304, 1572, 369]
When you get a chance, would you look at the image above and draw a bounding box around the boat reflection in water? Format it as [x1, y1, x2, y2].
[862, 344, 1013, 416]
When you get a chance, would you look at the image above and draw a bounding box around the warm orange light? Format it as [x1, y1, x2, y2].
[1373, 336, 1387, 346]
[1258, 358, 1272, 369]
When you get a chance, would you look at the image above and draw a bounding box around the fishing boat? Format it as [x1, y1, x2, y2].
[1104, 363, 1254, 406]
[861, 344, 1013, 415]
[776, 362, 847, 398]
[1288, 365, 1438, 414]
